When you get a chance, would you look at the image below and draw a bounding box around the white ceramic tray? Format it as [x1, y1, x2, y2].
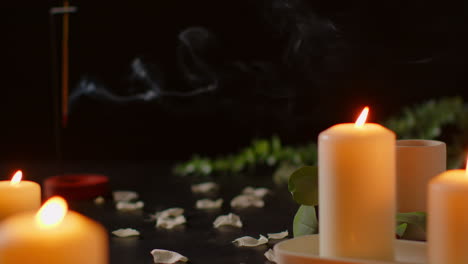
[274, 235, 427, 264]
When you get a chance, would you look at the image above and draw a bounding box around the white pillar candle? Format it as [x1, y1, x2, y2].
[428, 159, 468, 264]
[318, 107, 396, 261]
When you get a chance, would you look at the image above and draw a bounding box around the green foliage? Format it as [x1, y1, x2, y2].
[396, 223, 408, 238]
[448, 106, 468, 168]
[173, 136, 317, 177]
[396, 212, 427, 240]
[293, 205, 318, 237]
[385, 97, 464, 139]
[396, 212, 427, 229]
[288, 166, 318, 206]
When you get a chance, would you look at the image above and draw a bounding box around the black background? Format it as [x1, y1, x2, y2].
[4, 1, 468, 161]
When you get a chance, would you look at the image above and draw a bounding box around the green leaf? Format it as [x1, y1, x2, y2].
[293, 205, 318, 237]
[396, 223, 408, 238]
[288, 166, 318, 206]
[396, 212, 427, 241]
[254, 139, 270, 158]
[396, 212, 427, 230]
[271, 135, 282, 153]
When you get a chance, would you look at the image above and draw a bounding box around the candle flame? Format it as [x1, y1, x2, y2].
[10, 170, 22, 185]
[355, 107, 369, 128]
[36, 196, 68, 228]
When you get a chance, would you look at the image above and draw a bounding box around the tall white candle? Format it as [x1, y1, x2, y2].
[318, 107, 396, 261]
[428, 158, 468, 264]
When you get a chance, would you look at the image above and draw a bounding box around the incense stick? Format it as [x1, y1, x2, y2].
[49, 10, 64, 175]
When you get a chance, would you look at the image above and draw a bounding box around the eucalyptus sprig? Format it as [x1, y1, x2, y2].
[173, 136, 317, 177]
[385, 97, 464, 140]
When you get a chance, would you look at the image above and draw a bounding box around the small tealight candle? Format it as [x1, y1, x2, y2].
[0, 170, 41, 220]
[0, 196, 108, 264]
[428, 157, 468, 264]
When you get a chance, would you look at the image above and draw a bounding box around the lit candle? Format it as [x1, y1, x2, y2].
[0, 170, 41, 220]
[428, 157, 468, 264]
[0, 196, 108, 264]
[318, 107, 396, 261]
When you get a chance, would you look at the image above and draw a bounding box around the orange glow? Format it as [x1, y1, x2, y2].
[10, 170, 22, 186]
[355, 107, 369, 128]
[36, 196, 68, 228]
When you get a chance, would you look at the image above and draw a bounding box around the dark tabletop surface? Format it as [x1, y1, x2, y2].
[0, 161, 298, 264]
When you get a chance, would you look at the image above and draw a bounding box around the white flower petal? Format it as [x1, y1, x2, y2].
[233, 235, 268, 247]
[264, 249, 277, 262]
[116, 201, 144, 211]
[191, 182, 219, 194]
[154, 208, 184, 219]
[112, 228, 140, 238]
[267, 230, 289, 240]
[156, 215, 186, 229]
[213, 213, 243, 228]
[150, 249, 188, 264]
[94, 196, 105, 205]
[230, 194, 264, 209]
[196, 198, 223, 210]
[113, 191, 139, 202]
[242, 186, 270, 198]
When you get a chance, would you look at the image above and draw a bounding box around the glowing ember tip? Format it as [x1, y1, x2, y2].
[355, 107, 369, 128]
[10, 170, 22, 185]
[36, 196, 68, 228]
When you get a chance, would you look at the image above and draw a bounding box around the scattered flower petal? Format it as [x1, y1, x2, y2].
[233, 235, 268, 247]
[267, 230, 289, 240]
[112, 228, 140, 237]
[264, 249, 277, 262]
[196, 198, 223, 210]
[155, 208, 184, 219]
[230, 194, 264, 209]
[94, 196, 105, 205]
[156, 215, 186, 229]
[150, 249, 188, 264]
[116, 201, 144, 211]
[191, 182, 219, 194]
[242, 186, 270, 198]
[213, 213, 243, 228]
[113, 191, 139, 202]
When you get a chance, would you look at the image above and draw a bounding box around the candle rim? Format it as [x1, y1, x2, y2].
[319, 123, 395, 142]
[396, 139, 445, 148]
[323, 123, 393, 133]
